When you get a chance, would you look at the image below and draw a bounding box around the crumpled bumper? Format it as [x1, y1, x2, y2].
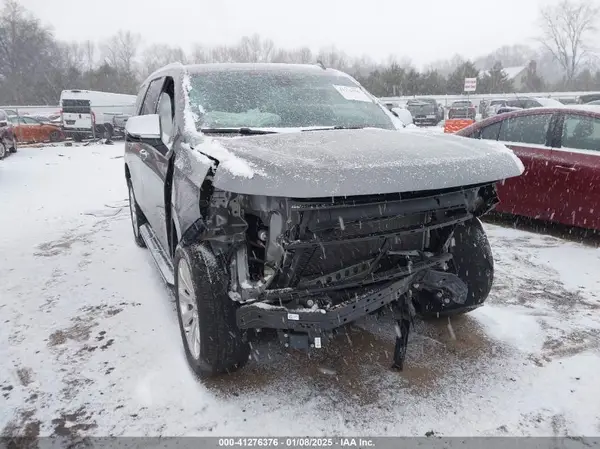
[236, 266, 468, 334]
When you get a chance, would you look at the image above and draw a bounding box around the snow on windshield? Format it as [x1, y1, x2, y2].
[180, 71, 261, 179]
[184, 69, 396, 130]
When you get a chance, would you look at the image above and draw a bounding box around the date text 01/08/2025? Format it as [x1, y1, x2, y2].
[218, 438, 376, 447]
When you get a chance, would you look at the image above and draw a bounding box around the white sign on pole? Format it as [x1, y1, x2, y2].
[464, 77, 477, 92]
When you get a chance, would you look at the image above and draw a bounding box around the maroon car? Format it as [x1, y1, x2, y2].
[0, 109, 18, 159]
[456, 106, 600, 230]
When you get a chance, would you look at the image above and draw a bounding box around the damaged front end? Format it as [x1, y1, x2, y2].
[198, 181, 499, 369]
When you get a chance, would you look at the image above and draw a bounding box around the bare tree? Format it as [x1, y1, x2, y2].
[316, 46, 349, 70]
[191, 44, 210, 63]
[82, 39, 95, 72]
[60, 42, 86, 71]
[210, 45, 235, 63]
[140, 43, 186, 78]
[100, 30, 141, 74]
[538, 0, 599, 84]
[425, 54, 465, 76]
[237, 34, 275, 62]
[296, 47, 313, 64]
[0, 0, 56, 103]
[271, 48, 291, 63]
[99, 30, 141, 92]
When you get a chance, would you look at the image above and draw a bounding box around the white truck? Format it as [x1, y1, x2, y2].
[59, 90, 136, 141]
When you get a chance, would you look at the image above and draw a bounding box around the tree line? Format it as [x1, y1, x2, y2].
[0, 0, 598, 105]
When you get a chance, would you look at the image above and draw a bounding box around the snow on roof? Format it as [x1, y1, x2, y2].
[478, 65, 527, 79]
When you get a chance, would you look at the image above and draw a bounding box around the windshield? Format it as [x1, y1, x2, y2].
[452, 101, 471, 107]
[187, 71, 395, 130]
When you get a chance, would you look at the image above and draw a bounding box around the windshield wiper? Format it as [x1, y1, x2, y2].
[200, 127, 278, 135]
[301, 125, 366, 132]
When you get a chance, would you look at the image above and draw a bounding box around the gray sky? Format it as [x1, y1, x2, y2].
[18, 0, 550, 68]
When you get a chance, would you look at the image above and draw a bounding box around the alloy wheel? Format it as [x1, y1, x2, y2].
[177, 259, 201, 360]
[128, 184, 139, 238]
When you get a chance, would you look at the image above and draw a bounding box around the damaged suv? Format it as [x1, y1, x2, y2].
[124, 63, 524, 376]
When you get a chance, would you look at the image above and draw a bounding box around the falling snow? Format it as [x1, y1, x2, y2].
[1, 143, 600, 441]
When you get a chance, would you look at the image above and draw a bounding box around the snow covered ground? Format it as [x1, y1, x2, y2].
[1, 143, 600, 441]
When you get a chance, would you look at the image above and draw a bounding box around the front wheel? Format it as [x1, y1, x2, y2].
[174, 243, 250, 377]
[0, 141, 6, 159]
[419, 218, 494, 318]
[49, 131, 61, 142]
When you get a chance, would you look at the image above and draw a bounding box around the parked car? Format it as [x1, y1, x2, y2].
[30, 114, 62, 124]
[576, 93, 600, 104]
[558, 97, 578, 105]
[483, 99, 508, 118]
[124, 62, 523, 377]
[448, 100, 476, 120]
[586, 100, 600, 106]
[405, 100, 434, 125]
[0, 109, 17, 159]
[414, 98, 444, 122]
[109, 113, 131, 137]
[456, 106, 600, 230]
[406, 99, 441, 126]
[495, 97, 563, 115]
[9, 116, 64, 143]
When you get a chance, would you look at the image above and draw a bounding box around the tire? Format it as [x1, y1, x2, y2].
[174, 243, 250, 377]
[0, 141, 6, 160]
[127, 180, 147, 248]
[49, 131, 61, 142]
[73, 133, 83, 142]
[9, 136, 17, 152]
[94, 125, 105, 139]
[420, 218, 494, 318]
[103, 123, 114, 139]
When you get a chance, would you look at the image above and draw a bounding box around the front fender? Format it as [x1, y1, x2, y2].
[172, 144, 215, 245]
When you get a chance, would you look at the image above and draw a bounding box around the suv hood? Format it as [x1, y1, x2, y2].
[193, 128, 524, 198]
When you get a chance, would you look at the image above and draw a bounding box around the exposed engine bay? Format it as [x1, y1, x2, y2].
[200, 180, 499, 370]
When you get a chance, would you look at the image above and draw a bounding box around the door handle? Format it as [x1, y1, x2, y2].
[555, 165, 577, 172]
[139, 149, 148, 160]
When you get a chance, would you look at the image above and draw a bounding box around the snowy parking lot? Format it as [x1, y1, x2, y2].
[1, 142, 600, 440]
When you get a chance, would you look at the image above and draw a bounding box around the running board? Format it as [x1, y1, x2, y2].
[139, 224, 175, 286]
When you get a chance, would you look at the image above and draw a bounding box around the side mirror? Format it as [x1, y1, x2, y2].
[125, 114, 161, 139]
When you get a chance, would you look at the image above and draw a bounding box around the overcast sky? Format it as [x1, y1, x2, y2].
[18, 0, 551, 69]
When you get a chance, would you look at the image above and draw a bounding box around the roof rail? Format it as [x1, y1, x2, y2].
[145, 61, 185, 82]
